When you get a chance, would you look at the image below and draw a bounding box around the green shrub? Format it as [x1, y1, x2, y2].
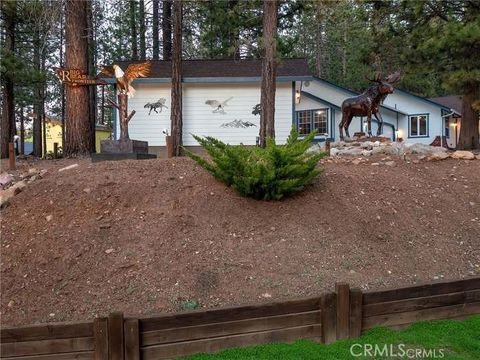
[185, 128, 326, 200]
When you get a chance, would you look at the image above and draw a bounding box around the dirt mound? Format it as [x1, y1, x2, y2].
[1, 156, 479, 326]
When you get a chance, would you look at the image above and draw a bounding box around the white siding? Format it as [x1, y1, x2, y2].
[116, 82, 293, 146]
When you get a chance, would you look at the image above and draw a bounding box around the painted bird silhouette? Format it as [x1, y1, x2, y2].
[205, 97, 233, 114]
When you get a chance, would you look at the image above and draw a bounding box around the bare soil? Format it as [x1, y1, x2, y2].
[1, 156, 479, 326]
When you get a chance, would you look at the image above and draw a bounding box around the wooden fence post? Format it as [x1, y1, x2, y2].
[321, 292, 337, 344]
[349, 288, 363, 338]
[165, 135, 173, 158]
[124, 318, 140, 360]
[108, 312, 124, 360]
[94, 317, 109, 360]
[325, 139, 331, 156]
[336, 282, 350, 340]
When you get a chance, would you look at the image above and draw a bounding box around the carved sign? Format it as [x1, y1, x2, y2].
[55, 68, 107, 86]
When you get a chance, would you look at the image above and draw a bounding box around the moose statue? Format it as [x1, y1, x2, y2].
[339, 71, 401, 139]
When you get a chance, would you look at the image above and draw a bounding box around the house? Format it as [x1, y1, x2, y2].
[102, 58, 467, 154]
[428, 95, 463, 148]
[23, 117, 112, 155]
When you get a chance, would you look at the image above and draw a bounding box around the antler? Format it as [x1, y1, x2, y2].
[365, 71, 383, 83]
[385, 71, 401, 84]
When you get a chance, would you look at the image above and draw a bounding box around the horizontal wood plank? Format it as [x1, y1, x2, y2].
[1, 337, 94, 358]
[363, 277, 480, 305]
[1, 351, 94, 360]
[364, 289, 480, 317]
[1, 322, 93, 343]
[141, 310, 321, 346]
[141, 324, 321, 359]
[363, 302, 480, 329]
[139, 296, 322, 332]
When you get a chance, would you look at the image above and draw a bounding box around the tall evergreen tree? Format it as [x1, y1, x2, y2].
[152, 0, 160, 60]
[64, 0, 92, 156]
[170, 0, 182, 156]
[259, 0, 277, 148]
[162, 0, 172, 60]
[0, 0, 16, 158]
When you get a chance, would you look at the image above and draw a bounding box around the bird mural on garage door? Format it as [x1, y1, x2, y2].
[205, 97, 233, 114]
[144, 98, 168, 115]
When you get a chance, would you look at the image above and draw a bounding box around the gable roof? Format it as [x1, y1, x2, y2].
[100, 58, 311, 80]
[429, 95, 462, 115]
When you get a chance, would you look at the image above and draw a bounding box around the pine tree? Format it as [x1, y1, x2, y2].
[170, 0, 182, 156]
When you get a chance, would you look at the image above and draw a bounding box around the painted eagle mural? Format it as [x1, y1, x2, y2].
[100, 61, 151, 97]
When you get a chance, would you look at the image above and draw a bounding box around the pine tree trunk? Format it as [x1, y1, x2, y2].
[33, 31, 43, 157]
[170, 0, 182, 156]
[315, 2, 324, 78]
[130, 0, 138, 60]
[87, 0, 96, 153]
[152, 0, 160, 60]
[259, 0, 277, 148]
[139, 0, 146, 59]
[162, 0, 172, 60]
[457, 83, 480, 150]
[0, 0, 16, 158]
[64, 0, 92, 156]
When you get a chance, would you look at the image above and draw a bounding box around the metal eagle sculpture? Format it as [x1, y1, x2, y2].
[339, 71, 401, 139]
[100, 61, 151, 97]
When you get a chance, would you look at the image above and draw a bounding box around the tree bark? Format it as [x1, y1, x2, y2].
[457, 83, 480, 150]
[33, 31, 42, 157]
[170, 0, 182, 156]
[130, 0, 138, 60]
[259, 0, 277, 148]
[152, 0, 160, 60]
[64, 0, 92, 156]
[162, 0, 172, 60]
[87, 0, 96, 153]
[139, 0, 146, 59]
[0, 0, 16, 158]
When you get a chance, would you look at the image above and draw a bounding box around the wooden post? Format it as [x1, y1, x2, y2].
[53, 142, 59, 159]
[349, 288, 363, 338]
[8, 143, 15, 170]
[124, 319, 140, 360]
[108, 312, 124, 360]
[165, 135, 173, 158]
[325, 139, 331, 156]
[94, 317, 109, 360]
[118, 94, 129, 140]
[336, 282, 350, 340]
[321, 292, 337, 344]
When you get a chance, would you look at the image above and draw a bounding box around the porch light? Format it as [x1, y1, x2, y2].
[295, 90, 301, 104]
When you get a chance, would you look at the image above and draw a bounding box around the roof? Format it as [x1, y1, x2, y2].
[310, 77, 408, 115]
[100, 58, 311, 80]
[429, 95, 462, 115]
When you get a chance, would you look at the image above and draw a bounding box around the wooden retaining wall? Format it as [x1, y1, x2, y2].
[2, 277, 479, 359]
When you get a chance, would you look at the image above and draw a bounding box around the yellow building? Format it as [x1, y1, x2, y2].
[41, 118, 112, 153]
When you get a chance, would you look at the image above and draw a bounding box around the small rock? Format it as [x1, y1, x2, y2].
[105, 248, 114, 254]
[99, 223, 111, 229]
[58, 163, 79, 172]
[83, 188, 91, 194]
[371, 163, 380, 166]
[49, 313, 55, 317]
[352, 159, 361, 165]
[385, 161, 396, 167]
[7, 300, 14, 308]
[46, 215, 53, 222]
[261, 293, 272, 298]
[0, 173, 14, 189]
[210, 192, 214, 196]
[28, 168, 39, 175]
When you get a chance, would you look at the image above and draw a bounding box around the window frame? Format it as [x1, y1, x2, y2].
[408, 113, 429, 138]
[295, 108, 329, 137]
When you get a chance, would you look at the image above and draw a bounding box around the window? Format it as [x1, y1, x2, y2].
[409, 114, 428, 137]
[296, 109, 328, 136]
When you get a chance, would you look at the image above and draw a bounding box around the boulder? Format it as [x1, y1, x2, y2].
[337, 147, 364, 157]
[427, 152, 450, 161]
[0, 173, 14, 189]
[451, 150, 475, 160]
[0, 187, 20, 208]
[330, 148, 340, 156]
[405, 143, 447, 156]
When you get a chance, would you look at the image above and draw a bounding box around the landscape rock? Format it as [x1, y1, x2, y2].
[427, 152, 450, 161]
[385, 161, 396, 167]
[330, 148, 340, 156]
[337, 147, 364, 157]
[0, 174, 14, 189]
[451, 150, 475, 160]
[362, 150, 372, 157]
[0, 187, 20, 208]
